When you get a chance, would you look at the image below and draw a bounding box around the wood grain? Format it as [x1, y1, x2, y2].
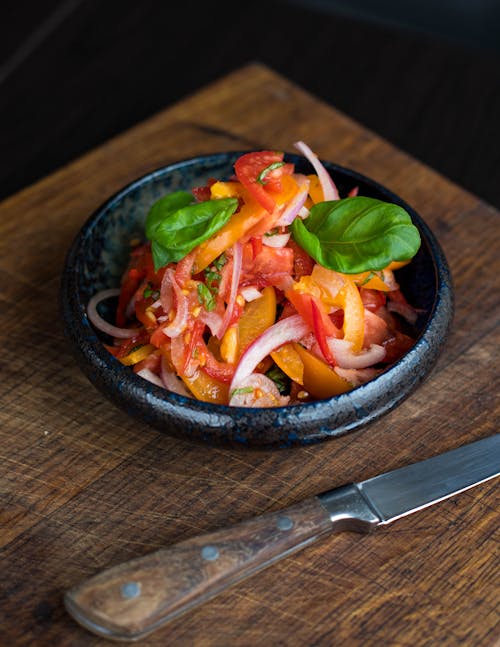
[65, 497, 334, 640]
[0, 63, 498, 646]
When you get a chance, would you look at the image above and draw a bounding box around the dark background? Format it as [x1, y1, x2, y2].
[2, 0, 500, 207]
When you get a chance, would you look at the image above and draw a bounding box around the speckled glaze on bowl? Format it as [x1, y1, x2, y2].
[61, 152, 453, 447]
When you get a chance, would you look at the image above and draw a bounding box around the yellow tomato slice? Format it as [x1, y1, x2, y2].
[346, 271, 391, 292]
[119, 344, 155, 366]
[192, 196, 267, 273]
[181, 370, 229, 404]
[210, 181, 243, 199]
[310, 266, 365, 352]
[293, 343, 352, 399]
[387, 259, 411, 271]
[307, 174, 323, 204]
[271, 343, 304, 385]
[337, 278, 365, 352]
[236, 286, 276, 359]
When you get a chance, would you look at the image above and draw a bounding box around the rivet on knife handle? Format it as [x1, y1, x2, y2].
[64, 489, 380, 642]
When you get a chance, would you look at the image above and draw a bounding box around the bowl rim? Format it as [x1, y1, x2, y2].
[61, 151, 453, 442]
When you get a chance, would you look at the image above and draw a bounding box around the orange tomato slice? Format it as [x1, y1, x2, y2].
[308, 266, 365, 352]
[192, 196, 267, 273]
[236, 286, 276, 359]
[119, 344, 155, 366]
[307, 174, 324, 204]
[181, 370, 229, 404]
[271, 343, 304, 385]
[293, 343, 352, 399]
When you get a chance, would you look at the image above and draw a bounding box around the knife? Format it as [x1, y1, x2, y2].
[64, 434, 499, 642]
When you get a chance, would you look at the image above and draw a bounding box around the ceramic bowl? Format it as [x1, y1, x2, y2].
[61, 152, 453, 447]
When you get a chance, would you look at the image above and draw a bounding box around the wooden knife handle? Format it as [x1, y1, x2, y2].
[64, 497, 333, 641]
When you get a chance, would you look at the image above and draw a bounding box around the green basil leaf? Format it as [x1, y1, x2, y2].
[147, 197, 238, 271]
[291, 196, 421, 273]
[145, 191, 193, 239]
[151, 239, 174, 271]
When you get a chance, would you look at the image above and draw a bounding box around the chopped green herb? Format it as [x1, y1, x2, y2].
[213, 253, 227, 271]
[204, 267, 221, 285]
[197, 283, 216, 311]
[257, 161, 286, 185]
[266, 364, 291, 395]
[230, 386, 254, 398]
[143, 284, 160, 300]
[360, 271, 377, 286]
[264, 227, 280, 237]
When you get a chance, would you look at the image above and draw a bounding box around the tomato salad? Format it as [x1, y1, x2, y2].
[88, 142, 421, 407]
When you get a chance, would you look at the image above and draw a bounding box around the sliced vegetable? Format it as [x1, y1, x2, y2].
[182, 369, 229, 404]
[294, 141, 339, 201]
[235, 151, 291, 213]
[293, 343, 352, 399]
[270, 343, 304, 385]
[88, 289, 141, 339]
[230, 314, 309, 392]
[119, 344, 156, 366]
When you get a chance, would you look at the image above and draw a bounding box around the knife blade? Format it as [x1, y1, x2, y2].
[65, 434, 499, 642]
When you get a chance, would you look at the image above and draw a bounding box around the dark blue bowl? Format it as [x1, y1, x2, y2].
[60, 152, 453, 447]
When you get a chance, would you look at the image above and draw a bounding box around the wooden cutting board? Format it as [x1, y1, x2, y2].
[0, 63, 498, 646]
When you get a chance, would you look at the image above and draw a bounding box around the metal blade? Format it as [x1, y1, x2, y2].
[357, 435, 500, 525]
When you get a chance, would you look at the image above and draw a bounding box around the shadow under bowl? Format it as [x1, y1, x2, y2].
[61, 152, 453, 448]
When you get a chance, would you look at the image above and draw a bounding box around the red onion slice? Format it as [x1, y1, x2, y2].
[262, 232, 291, 248]
[160, 356, 191, 397]
[275, 174, 310, 226]
[294, 141, 340, 201]
[199, 309, 224, 336]
[136, 367, 165, 388]
[327, 338, 386, 368]
[218, 242, 242, 339]
[160, 267, 174, 313]
[230, 314, 310, 391]
[87, 289, 141, 339]
[161, 269, 189, 338]
[240, 286, 262, 302]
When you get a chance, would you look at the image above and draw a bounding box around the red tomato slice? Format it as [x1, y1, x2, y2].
[116, 244, 166, 326]
[183, 319, 205, 375]
[287, 240, 315, 280]
[234, 151, 291, 214]
[360, 287, 386, 313]
[241, 244, 294, 288]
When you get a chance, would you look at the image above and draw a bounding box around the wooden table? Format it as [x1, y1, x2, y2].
[1, 64, 498, 646]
